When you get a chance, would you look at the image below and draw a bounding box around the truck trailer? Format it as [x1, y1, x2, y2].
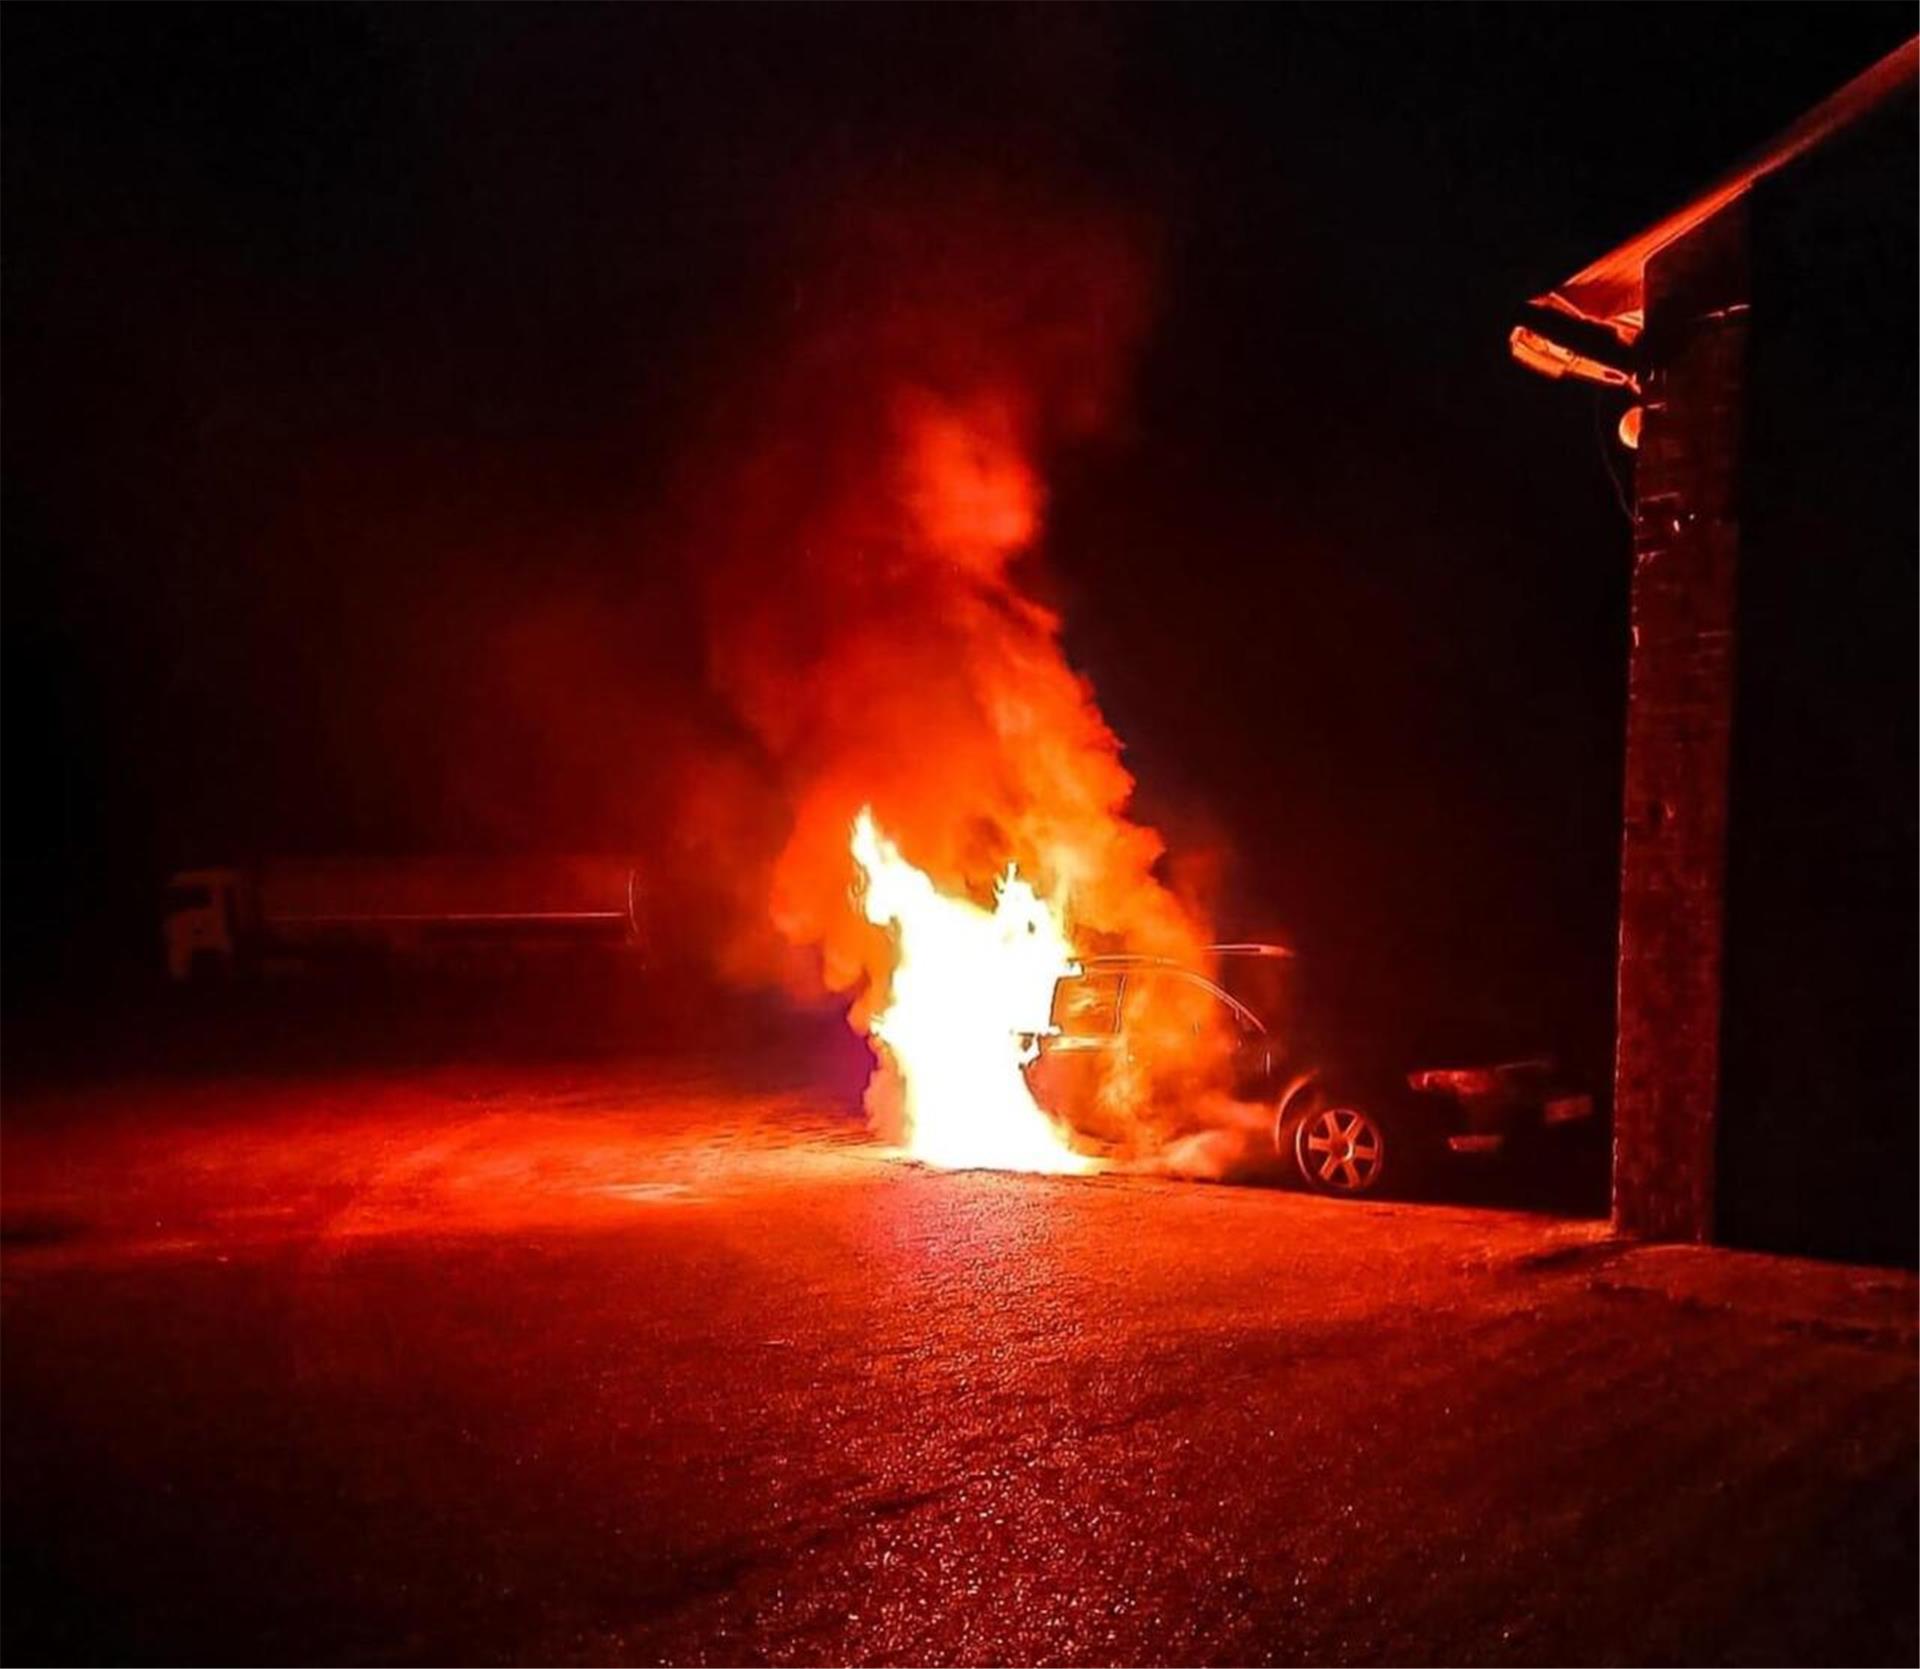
[163, 856, 643, 981]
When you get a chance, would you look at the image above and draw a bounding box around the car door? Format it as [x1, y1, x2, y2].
[1116, 968, 1275, 1105]
[1025, 970, 1122, 1132]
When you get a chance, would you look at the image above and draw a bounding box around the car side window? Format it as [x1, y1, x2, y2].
[1126, 970, 1261, 1040]
[1051, 973, 1121, 1038]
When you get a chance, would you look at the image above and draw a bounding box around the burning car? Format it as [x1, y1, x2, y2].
[1025, 943, 1593, 1194]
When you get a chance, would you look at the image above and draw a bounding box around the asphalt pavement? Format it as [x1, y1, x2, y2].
[4, 1052, 1914, 1665]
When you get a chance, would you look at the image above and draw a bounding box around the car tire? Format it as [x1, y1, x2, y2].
[1290, 1101, 1389, 1197]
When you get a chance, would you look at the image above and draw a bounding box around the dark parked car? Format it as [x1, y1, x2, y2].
[1026, 943, 1593, 1195]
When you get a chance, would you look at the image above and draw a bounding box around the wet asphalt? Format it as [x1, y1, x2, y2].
[3, 1057, 1914, 1665]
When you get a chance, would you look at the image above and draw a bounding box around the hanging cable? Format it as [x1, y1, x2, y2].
[1593, 391, 1634, 524]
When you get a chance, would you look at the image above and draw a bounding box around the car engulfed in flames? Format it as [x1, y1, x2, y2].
[849, 812, 1592, 1194]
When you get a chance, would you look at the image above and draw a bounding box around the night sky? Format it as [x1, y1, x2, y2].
[7, 5, 1913, 1066]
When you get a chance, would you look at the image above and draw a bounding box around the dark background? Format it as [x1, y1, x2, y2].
[7, 5, 1914, 1086]
[1718, 98, 1918, 1262]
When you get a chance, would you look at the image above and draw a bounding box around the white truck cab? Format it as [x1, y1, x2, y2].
[163, 868, 244, 981]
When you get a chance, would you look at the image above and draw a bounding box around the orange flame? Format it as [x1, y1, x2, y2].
[851, 808, 1091, 1173]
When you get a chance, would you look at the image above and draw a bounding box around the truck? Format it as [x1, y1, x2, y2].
[162, 856, 644, 982]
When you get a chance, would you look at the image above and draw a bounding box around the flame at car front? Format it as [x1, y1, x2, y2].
[851, 808, 1093, 1173]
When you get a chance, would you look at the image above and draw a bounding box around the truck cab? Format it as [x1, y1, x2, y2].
[163, 868, 245, 981]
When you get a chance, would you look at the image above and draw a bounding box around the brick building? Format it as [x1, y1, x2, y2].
[1513, 40, 1917, 1263]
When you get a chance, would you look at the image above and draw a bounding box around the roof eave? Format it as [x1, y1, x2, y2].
[1528, 36, 1919, 346]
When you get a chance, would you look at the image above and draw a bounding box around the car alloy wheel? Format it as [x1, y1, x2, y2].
[1295, 1105, 1386, 1194]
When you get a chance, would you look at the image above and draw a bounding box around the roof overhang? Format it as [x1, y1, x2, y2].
[1526, 36, 1918, 348]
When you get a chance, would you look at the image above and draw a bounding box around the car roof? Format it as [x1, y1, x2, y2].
[1076, 942, 1293, 972]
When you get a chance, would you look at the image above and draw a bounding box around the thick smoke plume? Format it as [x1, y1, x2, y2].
[688, 183, 1236, 1158]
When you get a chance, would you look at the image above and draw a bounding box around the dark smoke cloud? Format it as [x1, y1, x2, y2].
[661, 179, 1211, 1017]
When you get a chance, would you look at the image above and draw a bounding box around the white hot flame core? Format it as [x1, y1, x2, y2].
[851, 808, 1091, 1173]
